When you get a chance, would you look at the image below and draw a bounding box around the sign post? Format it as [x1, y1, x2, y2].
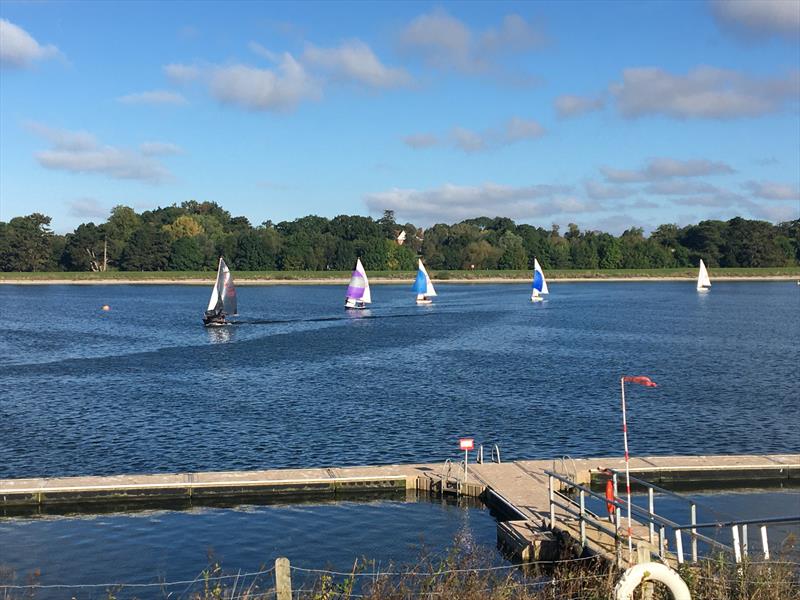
[459, 438, 474, 483]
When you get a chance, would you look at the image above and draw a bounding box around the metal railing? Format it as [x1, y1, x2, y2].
[546, 469, 799, 565]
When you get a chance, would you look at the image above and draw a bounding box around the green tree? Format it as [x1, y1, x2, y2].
[62, 223, 105, 271]
[0, 213, 55, 271]
[497, 231, 528, 269]
[169, 237, 204, 270]
[119, 225, 170, 271]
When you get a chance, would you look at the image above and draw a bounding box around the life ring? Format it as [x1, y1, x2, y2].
[605, 479, 616, 516]
[614, 562, 691, 600]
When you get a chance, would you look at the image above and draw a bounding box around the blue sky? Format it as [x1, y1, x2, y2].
[1, 1, 798, 234]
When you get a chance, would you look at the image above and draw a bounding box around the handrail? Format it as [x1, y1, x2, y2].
[604, 468, 691, 503]
[675, 515, 800, 530]
[546, 469, 735, 562]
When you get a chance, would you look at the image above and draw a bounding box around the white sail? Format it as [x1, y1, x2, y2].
[220, 258, 237, 314]
[207, 258, 223, 311]
[697, 259, 711, 290]
[532, 258, 549, 300]
[346, 258, 372, 304]
[419, 260, 437, 297]
[361, 260, 372, 303]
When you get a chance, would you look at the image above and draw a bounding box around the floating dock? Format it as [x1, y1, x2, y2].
[2, 454, 797, 564]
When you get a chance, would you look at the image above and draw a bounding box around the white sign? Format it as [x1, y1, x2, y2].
[459, 438, 474, 451]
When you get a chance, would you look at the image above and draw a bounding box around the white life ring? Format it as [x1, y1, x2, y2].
[614, 562, 691, 600]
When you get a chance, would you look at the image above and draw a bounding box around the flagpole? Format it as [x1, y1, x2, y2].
[620, 376, 633, 562]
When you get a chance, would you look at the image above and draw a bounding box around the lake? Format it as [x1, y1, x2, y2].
[1, 281, 798, 591]
[0, 281, 798, 478]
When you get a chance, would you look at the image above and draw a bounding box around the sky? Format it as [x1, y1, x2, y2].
[0, 1, 798, 234]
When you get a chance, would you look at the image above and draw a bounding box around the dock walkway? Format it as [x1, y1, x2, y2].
[2, 454, 797, 564]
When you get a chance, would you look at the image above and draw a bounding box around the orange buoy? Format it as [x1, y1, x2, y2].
[605, 479, 616, 516]
[101, 305, 110, 311]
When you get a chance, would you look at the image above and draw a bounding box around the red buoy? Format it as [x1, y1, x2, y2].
[605, 479, 616, 516]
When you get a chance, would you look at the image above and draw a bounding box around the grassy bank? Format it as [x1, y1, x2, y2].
[4, 547, 797, 599]
[1, 266, 799, 282]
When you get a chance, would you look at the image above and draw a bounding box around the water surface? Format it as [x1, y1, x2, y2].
[0, 281, 797, 478]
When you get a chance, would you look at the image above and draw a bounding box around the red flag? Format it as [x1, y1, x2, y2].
[623, 375, 657, 387]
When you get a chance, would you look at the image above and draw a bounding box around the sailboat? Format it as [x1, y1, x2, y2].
[203, 257, 237, 326]
[412, 259, 437, 305]
[697, 259, 711, 292]
[531, 258, 549, 303]
[344, 258, 372, 310]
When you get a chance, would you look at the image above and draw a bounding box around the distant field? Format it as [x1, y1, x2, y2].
[1, 267, 799, 282]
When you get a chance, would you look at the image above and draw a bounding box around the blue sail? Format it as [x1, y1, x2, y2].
[532, 270, 544, 291]
[412, 268, 427, 293]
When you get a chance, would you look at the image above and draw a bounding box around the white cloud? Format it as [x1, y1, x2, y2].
[398, 9, 544, 73]
[749, 204, 800, 222]
[303, 40, 412, 88]
[248, 41, 279, 62]
[67, 198, 108, 219]
[405, 117, 545, 153]
[451, 127, 486, 152]
[140, 141, 183, 156]
[584, 180, 638, 200]
[672, 190, 747, 207]
[644, 181, 721, 195]
[364, 182, 589, 223]
[480, 14, 547, 53]
[555, 94, 605, 118]
[0, 18, 61, 68]
[117, 90, 187, 105]
[743, 180, 800, 201]
[163, 63, 200, 84]
[710, 0, 800, 41]
[28, 123, 172, 183]
[403, 133, 439, 149]
[209, 53, 320, 111]
[611, 66, 799, 119]
[504, 117, 545, 142]
[601, 158, 735, 183]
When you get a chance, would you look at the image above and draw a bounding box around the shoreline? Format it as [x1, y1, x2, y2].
[1, 275, 798, 285]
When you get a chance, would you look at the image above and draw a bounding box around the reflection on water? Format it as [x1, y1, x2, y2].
[206, 325, 234, 343]
[0, 282, 798, 478]
[0, 494, 499, 594]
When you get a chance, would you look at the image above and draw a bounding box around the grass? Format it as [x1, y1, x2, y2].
[3, 537, 798, 599]
[1, 266, 799, 281]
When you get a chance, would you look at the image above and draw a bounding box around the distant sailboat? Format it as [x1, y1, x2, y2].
[412, 259, 437, 305]
[204, 257, 237, 326]
[345, 258, 372, 310]
[697, 259, 711, 292]
[531, 258, 549, 303]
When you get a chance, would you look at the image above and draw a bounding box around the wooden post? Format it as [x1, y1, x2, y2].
[637, 545, 654, 600]
[275, 557, 292, 600]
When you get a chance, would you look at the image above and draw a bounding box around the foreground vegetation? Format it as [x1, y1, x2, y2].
[2, 266, 799, 282]
[3, 540, 798, 599]
[2, 203, 799, 274]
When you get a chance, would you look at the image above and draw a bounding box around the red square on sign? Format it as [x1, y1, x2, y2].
[459, 438, 474, 450]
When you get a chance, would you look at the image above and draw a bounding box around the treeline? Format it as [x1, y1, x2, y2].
[1, 201, 798, 272]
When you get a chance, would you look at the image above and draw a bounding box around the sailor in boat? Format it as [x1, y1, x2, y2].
[203, 306, 226, 327]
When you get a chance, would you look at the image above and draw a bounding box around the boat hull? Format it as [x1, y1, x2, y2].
[416, 299, 433, 305]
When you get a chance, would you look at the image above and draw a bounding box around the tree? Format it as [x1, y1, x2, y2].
[62, 223, 105, 271]
[0, 213, 54, 271]
[498, 231, 528, 269]
[169, 237, 204, 270]
[163, 215, 204, 240]
[119, 225, 170, 271]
